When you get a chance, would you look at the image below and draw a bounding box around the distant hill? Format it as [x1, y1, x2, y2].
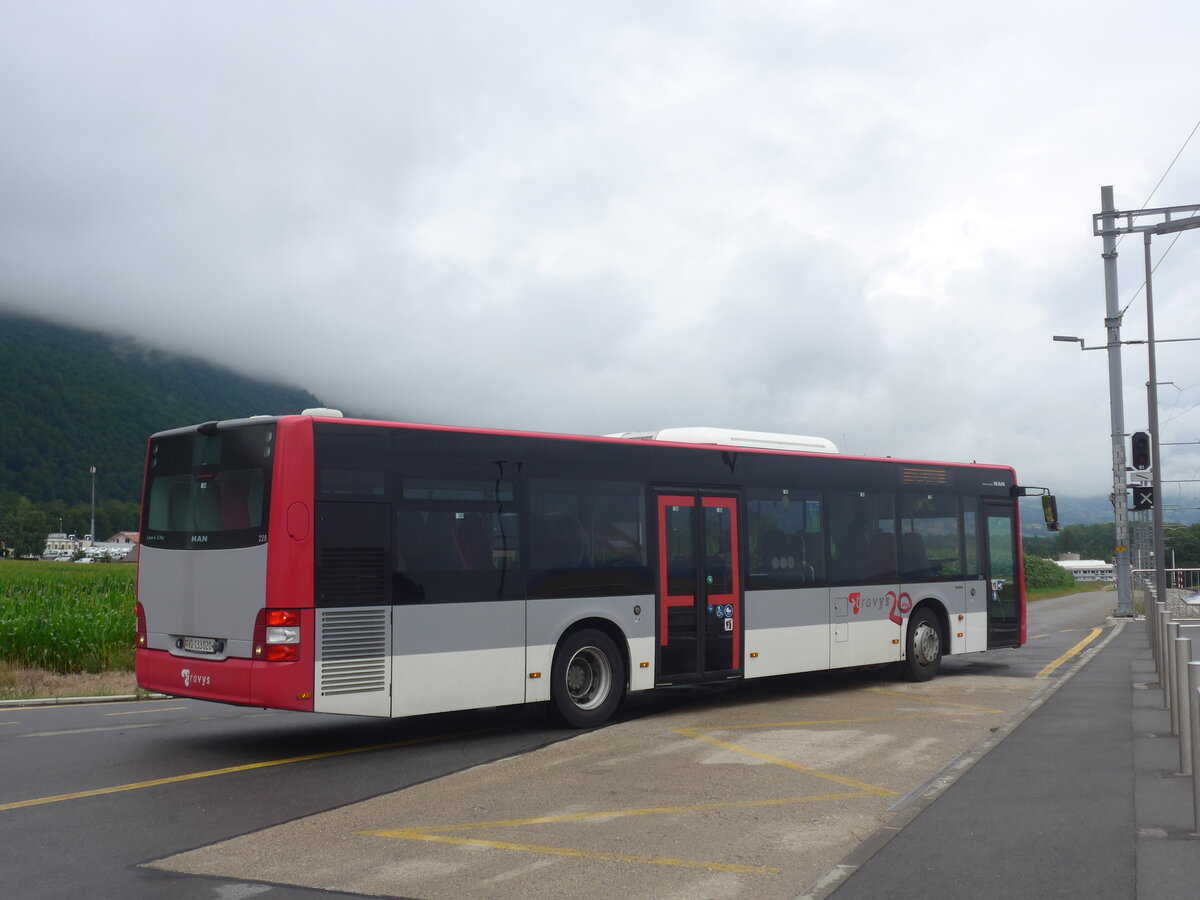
[0, 310, 321, 505]
[1023, 493, 1200, 532]
[1061, 494, 1200, 526]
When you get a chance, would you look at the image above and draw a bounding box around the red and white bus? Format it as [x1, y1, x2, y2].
[136, 412, 1041, 727]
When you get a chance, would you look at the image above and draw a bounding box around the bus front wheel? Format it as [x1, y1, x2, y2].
[903, 607, 943, 682]
[550, 629, 625, 728]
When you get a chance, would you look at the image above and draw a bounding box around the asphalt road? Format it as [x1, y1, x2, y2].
[942, 588, 1119, 679]
[0, 589, 1117, 900]
[0, 700, 575, 899]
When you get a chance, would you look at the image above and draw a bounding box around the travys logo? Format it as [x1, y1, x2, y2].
[847, 591, 913, 625]
[181, 668, 211, 688]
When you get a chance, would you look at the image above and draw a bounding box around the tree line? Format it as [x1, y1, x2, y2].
[1023, 523, 1116, 564]
[1025, 520, 1200, 571]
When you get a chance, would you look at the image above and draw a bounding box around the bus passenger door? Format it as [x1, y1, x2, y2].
[655, 493, 743, 683]
[983, 501, 1022, 649]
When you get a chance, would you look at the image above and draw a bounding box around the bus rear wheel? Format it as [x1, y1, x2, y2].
[550, 629, 625, 728]
[903, 607, 943, 682]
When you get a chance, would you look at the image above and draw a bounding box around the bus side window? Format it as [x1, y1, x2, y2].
[532, 515, 588, 569]
[830, 490, 894, 584]
[528, 479, 650, 598]
[393, 476, 522, 604]
[395, 511, 427, 568]
[832, 524, 867, 582]
[747, 487, 823, 589]
[963, 499, 981, 578]
[454, 514, 492, 570]
[900, 532, 930, 579]
[899, 493, 962, 580]
[865, 532, 897, 581]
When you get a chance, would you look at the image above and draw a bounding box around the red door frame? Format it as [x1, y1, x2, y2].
[655, 492, 742, 678]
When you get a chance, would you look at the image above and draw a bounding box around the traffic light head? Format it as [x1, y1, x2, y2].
[1131, 431, 1151, 470]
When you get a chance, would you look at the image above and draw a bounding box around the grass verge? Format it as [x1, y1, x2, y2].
[1027, 582, 1113, 603]
[0, 661, 139, 701]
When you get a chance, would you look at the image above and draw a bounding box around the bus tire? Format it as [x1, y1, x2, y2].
[550, 629, 625, 728]
[903, 607, 943, 682]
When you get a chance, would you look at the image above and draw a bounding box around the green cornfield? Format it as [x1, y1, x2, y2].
[0, 560, 136, 674]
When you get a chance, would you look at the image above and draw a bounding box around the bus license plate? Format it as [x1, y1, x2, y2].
[183, 636, 217, 654]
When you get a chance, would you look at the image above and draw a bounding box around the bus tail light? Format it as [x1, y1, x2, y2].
[254, 608, 301, 662]
[135, 601, 147, 649]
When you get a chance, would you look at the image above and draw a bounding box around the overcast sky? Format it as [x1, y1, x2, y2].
[3, 1, 1200, 502]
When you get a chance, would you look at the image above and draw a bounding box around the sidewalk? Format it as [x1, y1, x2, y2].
[824, 620, 1200, 899]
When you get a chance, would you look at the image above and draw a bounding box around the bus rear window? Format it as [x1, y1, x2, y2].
[141, 424, 275, 550]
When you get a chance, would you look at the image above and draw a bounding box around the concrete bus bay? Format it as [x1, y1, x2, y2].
[151, 666, 1045, 899]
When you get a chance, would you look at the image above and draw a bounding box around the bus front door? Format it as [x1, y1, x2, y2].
[655, 493, 743, 683]
[984, 501, 1022, 649]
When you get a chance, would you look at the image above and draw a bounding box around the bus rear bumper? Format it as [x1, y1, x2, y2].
[136, 649, 314, 712]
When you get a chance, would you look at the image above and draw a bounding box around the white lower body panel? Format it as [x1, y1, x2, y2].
[744, 624, 830, 679]
[392, 645, 526, 717]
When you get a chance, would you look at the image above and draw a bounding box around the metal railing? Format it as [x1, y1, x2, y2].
[1132, 568, 1200, 618]
[1141, 575, 1200, 833]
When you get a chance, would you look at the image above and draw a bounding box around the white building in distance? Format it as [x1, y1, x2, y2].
[1055, 553, 1115, 582]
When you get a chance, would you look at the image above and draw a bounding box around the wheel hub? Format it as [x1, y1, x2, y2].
[565, 646, 611, 710]
[913, 622, 940, 665]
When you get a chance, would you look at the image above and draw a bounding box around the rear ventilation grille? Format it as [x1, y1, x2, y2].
[318, 607, 388, 696]
[318, 548, 389, 606]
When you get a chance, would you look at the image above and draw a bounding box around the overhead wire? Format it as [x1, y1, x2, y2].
[1117, 116, 1200, 317]
[1114, 119, 1200, 522]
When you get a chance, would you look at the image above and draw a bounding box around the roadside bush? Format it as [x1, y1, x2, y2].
[1023, 555, 1076, 590]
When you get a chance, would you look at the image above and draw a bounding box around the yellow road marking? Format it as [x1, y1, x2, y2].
[366, 715, 914, 875]
[105, 706, 187, 717]
[1037, 627, 1104, 679]
[378, 792, 872, 837]
[369, 828, 782, 875]
[0, 729, 495, 813]
[368, 828, 782, 875]
[674, 728, 898, 796]
[866, 688, 1005, 715]
[364, 792, 880, 876]
[682, 712, 977, 730]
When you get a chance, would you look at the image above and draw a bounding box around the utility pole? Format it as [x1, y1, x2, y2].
[1093, 193, 1200, 616]
[1144, 232, 1168, 621]
[1099, 186, 1134, 617]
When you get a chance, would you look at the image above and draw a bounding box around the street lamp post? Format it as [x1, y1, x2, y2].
[89, 466, 96, 543]
[1053, 325, 1132, 616]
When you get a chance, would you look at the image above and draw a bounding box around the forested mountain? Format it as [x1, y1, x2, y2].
[0, 309, 321, 507]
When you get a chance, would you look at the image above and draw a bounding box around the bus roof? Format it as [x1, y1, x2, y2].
[157, 414, 1014, 481]
[606, 427, 839, 454]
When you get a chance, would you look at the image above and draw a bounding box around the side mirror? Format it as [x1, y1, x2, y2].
[1042, 495, 1061, 532]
